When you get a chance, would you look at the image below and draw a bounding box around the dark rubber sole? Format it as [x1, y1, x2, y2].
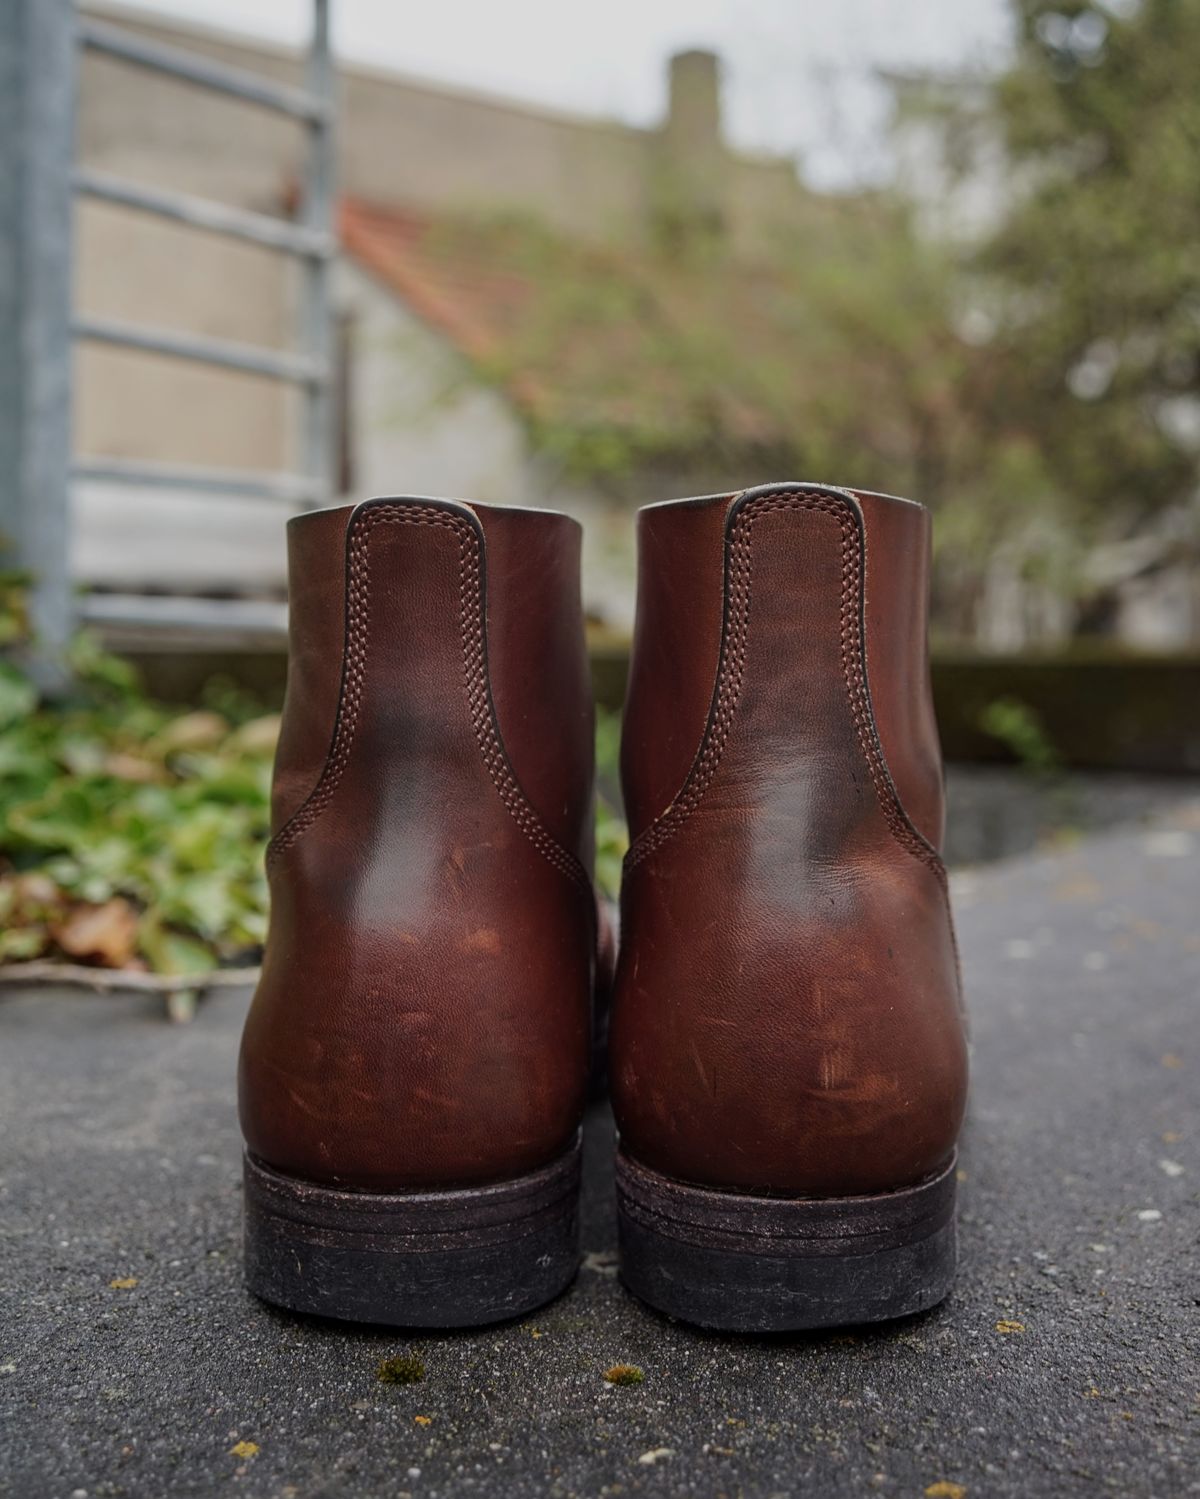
[616, 1149, 958, 1332]
[244, 1133, 582, 1328]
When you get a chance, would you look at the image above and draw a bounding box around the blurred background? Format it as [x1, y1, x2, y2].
[2, 0, 1198, 990]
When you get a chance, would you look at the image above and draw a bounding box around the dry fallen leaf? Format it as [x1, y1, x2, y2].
[108, 1277, 138, 1290]
[103, 752, 165, 784]
[229, 1441, 259, 1459]
[995, 1320, 1025, 1334]
[55, 898, 139, 967]
[224, 713, 282, 755]
[925, 1483, 967, 1499]
[13, 872, 60, 908]
[414, 1415, 432, 1427]
[152, 711, 229, 754]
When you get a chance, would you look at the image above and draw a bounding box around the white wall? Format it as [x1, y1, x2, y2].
[337, 261, 530, 506]
[338, 260, 635, 626]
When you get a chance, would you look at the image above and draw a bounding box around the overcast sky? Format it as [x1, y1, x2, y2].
[132, 0, 1014, 189]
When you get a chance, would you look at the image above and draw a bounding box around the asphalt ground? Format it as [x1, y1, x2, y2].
[2, 804, 1197, 1497]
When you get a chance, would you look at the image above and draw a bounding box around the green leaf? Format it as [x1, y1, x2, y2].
[137, 916, 214, 977]
[65, 630, 141, 697]
[0, 662, 37, 731]
[0, 926, 47, 961]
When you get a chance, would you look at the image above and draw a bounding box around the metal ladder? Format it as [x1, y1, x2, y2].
[0, 0, 336, 686]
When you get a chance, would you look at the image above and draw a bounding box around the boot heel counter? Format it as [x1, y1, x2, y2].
[612, 484, 966, 1198]
[243, 498, 593, 1191]
[611, 848, 967, 1197]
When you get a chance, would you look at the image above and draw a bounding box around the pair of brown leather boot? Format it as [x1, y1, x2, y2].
[239, 483, 968, 1333]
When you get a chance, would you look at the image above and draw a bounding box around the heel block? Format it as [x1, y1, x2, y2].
[245, 1132, 582, 1327]
[616, 1150, 957, 1332]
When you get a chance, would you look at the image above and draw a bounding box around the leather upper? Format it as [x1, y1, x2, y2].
[240, 497, 596, 1191]
[610, 482, 968, 1199]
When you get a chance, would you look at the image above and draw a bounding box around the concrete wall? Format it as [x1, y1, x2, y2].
[75, 197, 295, 471]
[79, 5, 807, 251]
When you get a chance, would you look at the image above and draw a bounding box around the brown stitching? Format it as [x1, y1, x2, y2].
[625, 489, 947, 886]
[450, 514, 590, 890]
[267, 504, 590, 894]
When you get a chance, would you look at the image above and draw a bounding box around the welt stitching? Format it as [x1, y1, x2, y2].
[267, 504, 590, 894]
[624, 489, 947, 884]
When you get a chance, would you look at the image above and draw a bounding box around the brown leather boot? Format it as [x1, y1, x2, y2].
[610, 482, 968, 1331]
[239, 496, 598, 1327]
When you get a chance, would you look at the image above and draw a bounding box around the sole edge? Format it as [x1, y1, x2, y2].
[616, 1150, 958, 1332]
[244, 1134, 582, 1328]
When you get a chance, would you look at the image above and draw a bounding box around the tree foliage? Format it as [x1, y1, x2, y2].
[974, 0, 1200, 549]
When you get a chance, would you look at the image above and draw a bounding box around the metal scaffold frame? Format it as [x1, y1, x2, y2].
[0, 0, 336, 686]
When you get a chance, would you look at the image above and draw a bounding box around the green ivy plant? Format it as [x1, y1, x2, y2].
[0, 641, 276, 974]
[978, 696, 1062, 777]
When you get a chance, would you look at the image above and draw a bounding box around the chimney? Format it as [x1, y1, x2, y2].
[655, 50, 727, 254]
